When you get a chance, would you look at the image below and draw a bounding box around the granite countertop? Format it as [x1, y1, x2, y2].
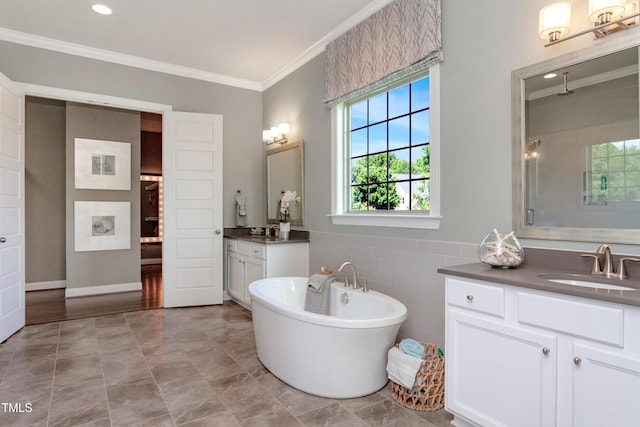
[438, 256, 640, 308]
[224, 227, 310, 244]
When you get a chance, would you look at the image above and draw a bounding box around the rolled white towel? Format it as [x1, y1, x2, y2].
[386, 346, 422, 389]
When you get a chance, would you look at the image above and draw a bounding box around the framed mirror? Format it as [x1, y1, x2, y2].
[140, 175, 162, 242]
[513, 38, 640, 244]
[267, 140, 304, 226]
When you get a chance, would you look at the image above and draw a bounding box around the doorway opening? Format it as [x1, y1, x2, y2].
[25, 100, 164, 324]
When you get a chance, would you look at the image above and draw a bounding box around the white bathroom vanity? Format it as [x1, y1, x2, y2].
[440, 262, 640, 427]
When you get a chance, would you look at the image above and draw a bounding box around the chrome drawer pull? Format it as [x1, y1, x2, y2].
[542, 347, 550, 355]
[574, 357, 582, 366]
[466, 295, 474, 301]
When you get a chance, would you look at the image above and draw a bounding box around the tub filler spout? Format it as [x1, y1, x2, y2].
[338, 261, 359, 289]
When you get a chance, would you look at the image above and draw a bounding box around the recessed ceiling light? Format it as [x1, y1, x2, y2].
[92, 4, 112, 15]
[543, 73, 557, 79]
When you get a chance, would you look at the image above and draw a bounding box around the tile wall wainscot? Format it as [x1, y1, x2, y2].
[308, 231, 478, 346]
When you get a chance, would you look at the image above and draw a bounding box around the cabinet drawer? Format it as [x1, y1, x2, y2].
[226, 239, 237, 252]
[236, 241, 252, 256]
[250, 244, 266, 259]
[518, 292, 624, 347]
[447, 278, 505, 317]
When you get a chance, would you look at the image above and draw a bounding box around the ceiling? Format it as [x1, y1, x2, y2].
[0, 0, 390, 91]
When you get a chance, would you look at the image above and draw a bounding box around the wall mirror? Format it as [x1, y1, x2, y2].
[267, 140, 304, 226]
[140, 175, 162, 242]
[513, 41, 640, 244]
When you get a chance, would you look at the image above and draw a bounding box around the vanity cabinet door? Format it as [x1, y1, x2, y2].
[244, 256, 265, 303]
[573, 344, 640, 427]
[446, 311, 557, 427]
[227, 251, 245, 302]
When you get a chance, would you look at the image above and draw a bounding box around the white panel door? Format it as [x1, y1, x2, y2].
[163, 112, 223, 307]
[0, 72, 25, 342]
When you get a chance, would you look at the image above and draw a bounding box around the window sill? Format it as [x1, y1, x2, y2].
[328, 213, 441, 229]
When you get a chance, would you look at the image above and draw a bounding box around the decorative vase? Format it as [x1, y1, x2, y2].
[478, 229, 524, 268]
[279, 221, 290, 240]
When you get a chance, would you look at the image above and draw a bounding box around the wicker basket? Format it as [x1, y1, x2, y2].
[390, 342, 445, 411]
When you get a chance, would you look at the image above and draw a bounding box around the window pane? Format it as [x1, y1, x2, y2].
[351, 157, 366, 185]
[369, 93, 387, 124]
[411, 110, 430, 145]
[351, 101, 367, 130]
[367, 183, 400, 211]
[625, 154, 640, 171]
[369, 123, 387, 154]
[389, 116, 410, 150]
[389, 84, 410, 119]
[351, 128, 367, 157]
[626, 139, 640, 153]
[609, 141, 625, 156]
[591, 158, 607, 173]
[626, 170, 640, 187]
[411, 179, 430, 210]
[411, 146, 430, 178]
[394, 180, 410, 211]
[609, 156, 624, 171]
[390, 148, 410, 179]
[351, 185, 367, 210]
[411, 77, 430, 111]
[609, 172, 624, 187]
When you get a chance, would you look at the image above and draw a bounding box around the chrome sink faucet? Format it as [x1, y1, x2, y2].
[581, 244, 640, 280]
[597, 244, 614, 277]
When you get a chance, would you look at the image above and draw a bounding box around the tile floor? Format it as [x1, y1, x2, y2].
[0, 302, 453, 426]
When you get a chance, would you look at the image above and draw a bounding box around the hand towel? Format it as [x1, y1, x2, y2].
[307, 273, 335, 292]
[304, 274, 336, 315]
[386, 347, 423, 390]
[399, 338, 426, 359]
[234, 195, 247, 227]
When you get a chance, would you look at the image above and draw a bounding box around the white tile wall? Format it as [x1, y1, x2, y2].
[309, 231, 478, 347]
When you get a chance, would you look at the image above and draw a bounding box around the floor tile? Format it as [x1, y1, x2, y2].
[5, 300, 453, 426]
[106, 377, 171, 425]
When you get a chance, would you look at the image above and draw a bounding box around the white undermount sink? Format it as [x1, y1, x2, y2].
[539, 274, 638, 291]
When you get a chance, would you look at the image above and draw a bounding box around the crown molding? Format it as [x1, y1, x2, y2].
[0, 27, 262, 91]
[1, 0, 394, 93]
[260, 0, 394, 90]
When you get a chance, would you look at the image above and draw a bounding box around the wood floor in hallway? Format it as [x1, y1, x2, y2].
[26, 264, 163, 325]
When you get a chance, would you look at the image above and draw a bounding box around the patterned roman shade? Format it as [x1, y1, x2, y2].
[325, 0, 442, 107]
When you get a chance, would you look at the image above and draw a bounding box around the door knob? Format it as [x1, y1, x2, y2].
[0, 237, 6, 243]
[215, 229, 221, 235]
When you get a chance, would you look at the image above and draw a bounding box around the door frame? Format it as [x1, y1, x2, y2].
[20, 82, 173, 297]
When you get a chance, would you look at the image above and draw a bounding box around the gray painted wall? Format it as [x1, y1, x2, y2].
[4, 0, 640, 343]
[262, 0, 640, 345]
[65, 102, 141, 289]
[25, 97, 66, 283]
[0, 40, 265, 228]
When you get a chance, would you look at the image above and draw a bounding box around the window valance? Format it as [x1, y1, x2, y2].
[325, 0, 442, 107]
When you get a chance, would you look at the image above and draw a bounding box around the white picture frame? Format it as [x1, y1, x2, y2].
[74, 201, 131, 252]
[74, 138, 131, 190]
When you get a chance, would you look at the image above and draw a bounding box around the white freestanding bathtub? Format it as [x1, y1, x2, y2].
[248, 276, 407, 398]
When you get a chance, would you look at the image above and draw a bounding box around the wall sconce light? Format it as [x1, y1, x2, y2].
[262, 123, 290, 145]
[539, 2, 572, 43]
[540, 0, 640, 46]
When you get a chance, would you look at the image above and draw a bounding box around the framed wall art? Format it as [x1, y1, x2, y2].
[74, 138, 131, 190]
[74, 201, 131, 252]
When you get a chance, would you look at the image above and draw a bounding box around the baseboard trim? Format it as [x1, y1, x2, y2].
[26, 280, 67, 292]
[65, 282, 142, 298]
